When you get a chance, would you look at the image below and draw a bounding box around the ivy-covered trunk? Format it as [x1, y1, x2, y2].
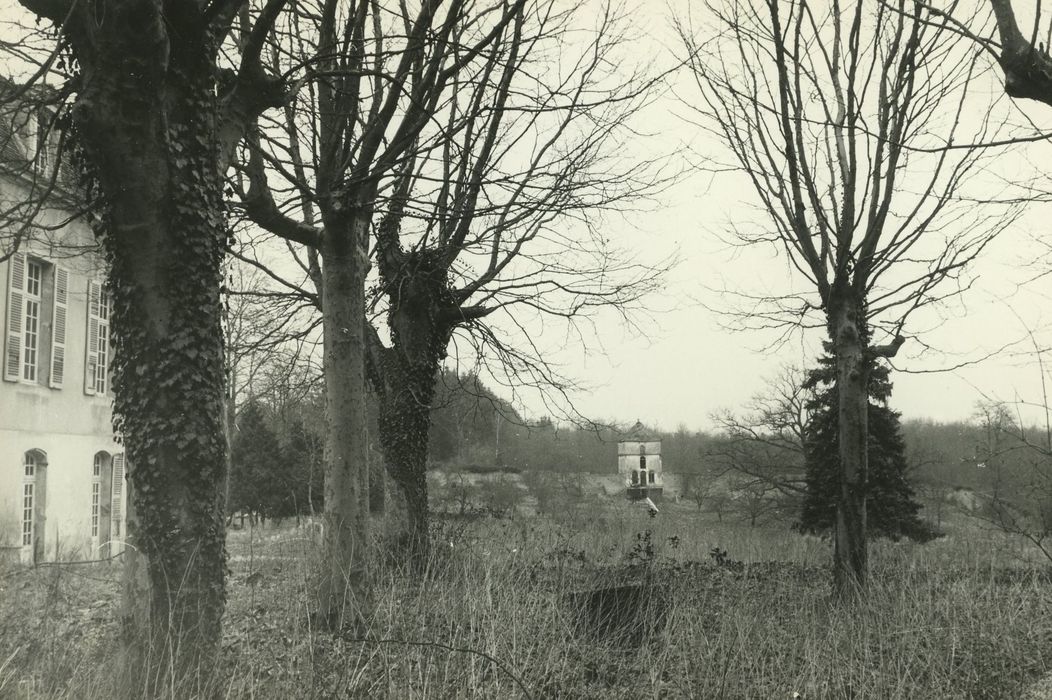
[317, 212, 372, 629]
[378, 362, 439, 562]
[371, 252, 455, 566]
[72, 29, 229, 692]
[829, 292, 869, 594]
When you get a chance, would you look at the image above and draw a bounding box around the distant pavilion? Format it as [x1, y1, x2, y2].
[618, 421, 663, 502]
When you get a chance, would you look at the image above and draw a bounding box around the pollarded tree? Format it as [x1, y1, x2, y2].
[362, 1, 664, 559]
[236, 0, 666, 564]
[682, 1, 1017, 592]
[2, 0, 290, 688]
[235, 0, 533, 616]
[799, 350, 934, 542]
[915, 1, 1052, 108]
[987, 0, 1052, 104]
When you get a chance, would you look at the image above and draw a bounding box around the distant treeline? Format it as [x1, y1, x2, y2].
[429, 370, 1025, 504]
[230, 367, 1022, 521]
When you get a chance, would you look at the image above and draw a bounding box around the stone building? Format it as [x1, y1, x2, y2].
[0, 98, 125, 565]
[618, 420, 663, 502]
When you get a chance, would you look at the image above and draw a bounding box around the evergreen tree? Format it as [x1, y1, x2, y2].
[798, 354, 936, 541]
[230, 401, 287, 522]
[280, 414, 326, 518]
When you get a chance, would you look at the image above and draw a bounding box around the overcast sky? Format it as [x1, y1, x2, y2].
[6, 0, 1048, 434]
[485, 0, 1052, 434]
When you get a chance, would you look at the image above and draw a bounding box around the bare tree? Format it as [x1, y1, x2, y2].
[362, 1, 665, 560]
[1, 0, 290, 688]
[908, 1, 1052, 108]
[731, 477, 792, 527]
[710, 366, 811, 497]
[985, 0, 1052, 104]
[966, 398, 1052, 563]
[232, 0, 535, 619]
[708, 369, 810, 527]
[223, 260, 325, 514]
[682, 0, 1016, 592]
[236, 0, 668, 565]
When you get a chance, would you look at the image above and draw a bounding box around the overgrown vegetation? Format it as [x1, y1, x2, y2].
[3, 503, 1051, 699]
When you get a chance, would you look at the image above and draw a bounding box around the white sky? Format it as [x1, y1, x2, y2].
[490, 0, 1052, 433]
[6, 0, 1051, 433]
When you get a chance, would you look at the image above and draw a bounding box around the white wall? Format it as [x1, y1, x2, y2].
[617, 440, 664, 486]
[0, 185, 122, 563]
[0, 429, 122, 560]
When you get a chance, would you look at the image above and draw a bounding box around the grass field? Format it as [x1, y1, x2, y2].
[2, 500, 1052, 698]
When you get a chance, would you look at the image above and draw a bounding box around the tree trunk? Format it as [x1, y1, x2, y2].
[369, 252, 455, 568]
[379, 368, 437, 563]
[369, 441, 386, 514]
[317, 213, 371, 630]
[67, 30, 230, 691]
[830, 295, 869, 594]
[375, 310, 452, 566]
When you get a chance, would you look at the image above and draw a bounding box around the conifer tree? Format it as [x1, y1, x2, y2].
[230, 402, 287, 523]
[799, 353, 935, 541]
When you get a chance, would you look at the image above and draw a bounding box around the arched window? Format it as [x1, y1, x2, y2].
[648, 471, 656, 484]
[639, 469, 647, 485]
[639, 455, 647, 469]
[21, 450, 47, 561]
[639, 444, 646, 455]
[630, 471, 638, 485]
[22, 452, 37, 546]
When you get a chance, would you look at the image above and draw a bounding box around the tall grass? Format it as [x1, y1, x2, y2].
[2, 502, 1051, 698]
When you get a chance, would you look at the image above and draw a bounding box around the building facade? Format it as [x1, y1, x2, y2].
[618, 421, 663, 502]
[0, 103, 124, 565]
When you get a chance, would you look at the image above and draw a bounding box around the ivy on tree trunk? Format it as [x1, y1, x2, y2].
[73, 28, 228, 695]
[367, 249, 457, 565]
[15, 0, 289, 690]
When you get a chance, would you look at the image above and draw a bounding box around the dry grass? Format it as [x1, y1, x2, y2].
[2, 502, 1051, 699]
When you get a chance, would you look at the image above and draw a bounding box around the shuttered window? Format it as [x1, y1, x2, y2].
[83, 281, 112, 395]
[4, 253, 61, 386]
[4, 253, 25, 382]
[84, 280, 105, 395]
[111, 453, 124, 538]
[49, 267, 68, 388]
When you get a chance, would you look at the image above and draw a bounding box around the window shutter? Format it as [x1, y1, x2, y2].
[4, 253, 25, 382]
[49, 267, 68, 388]
[84, 280, 100, 395]
[111, 453, 124, 538]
